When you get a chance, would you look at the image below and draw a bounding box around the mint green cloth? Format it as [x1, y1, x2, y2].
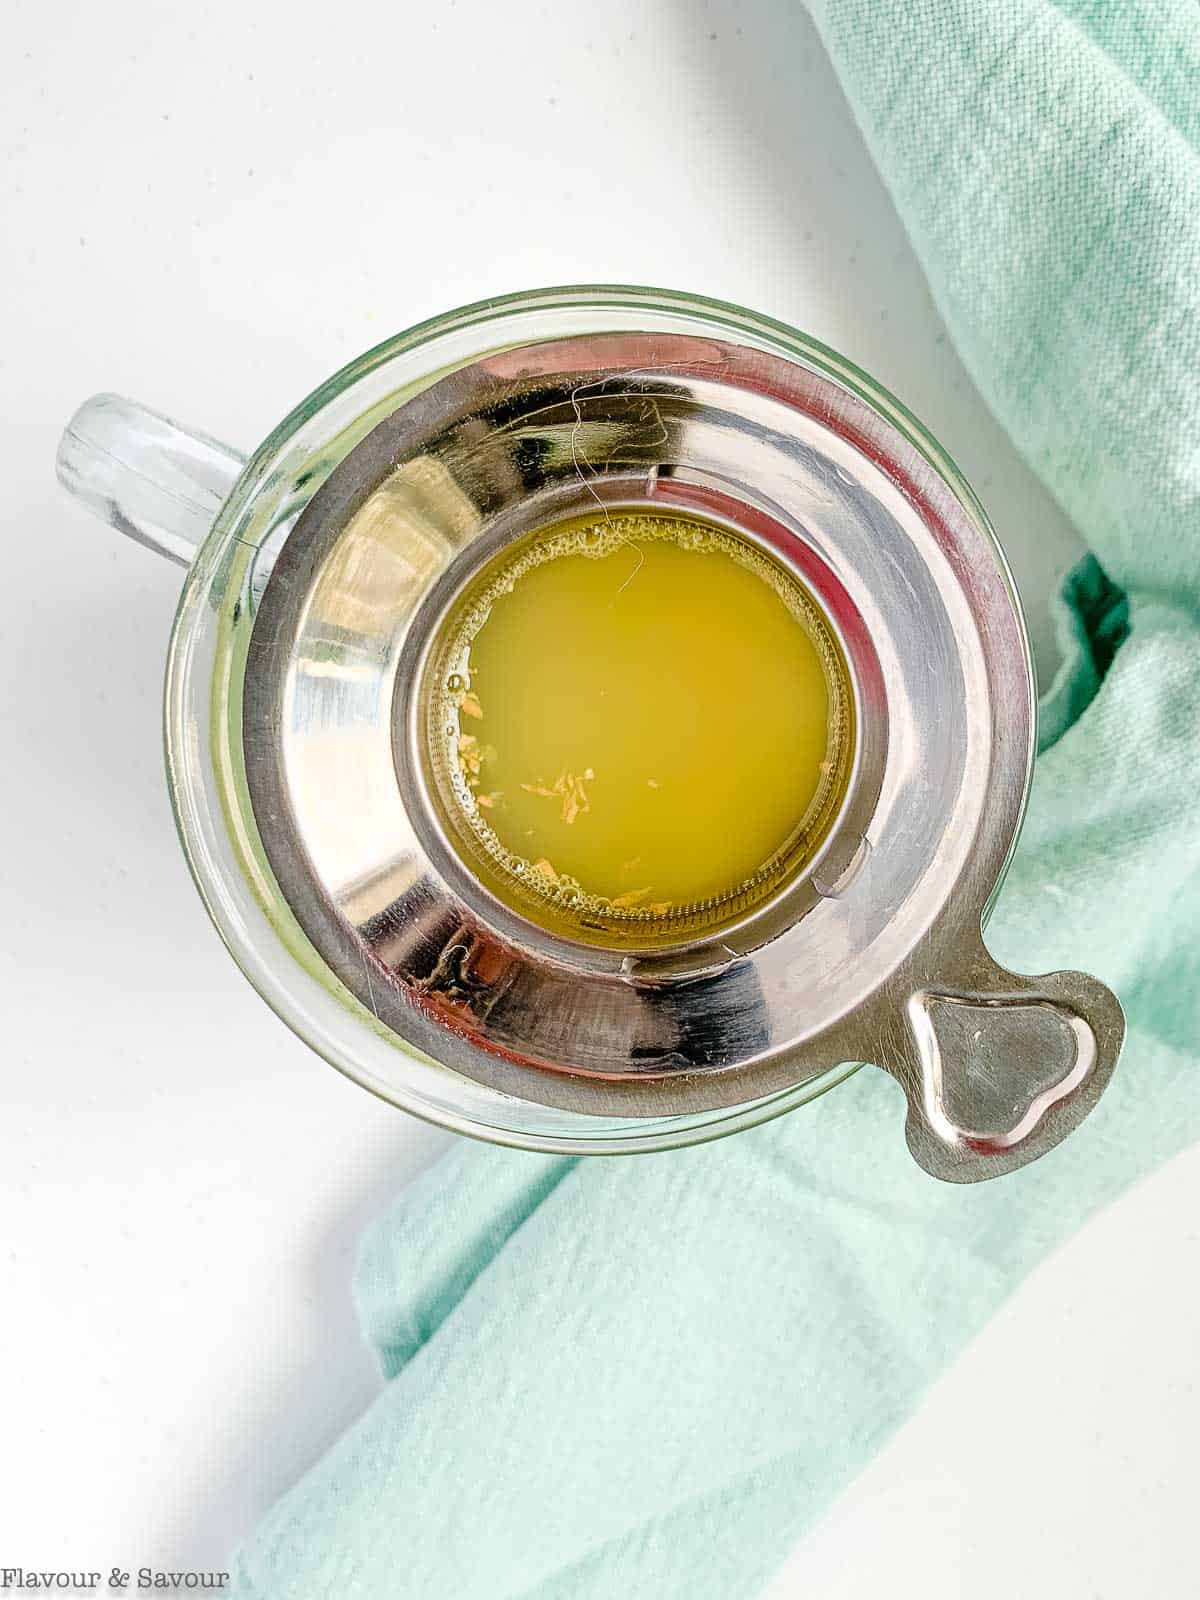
[234, 3, 1200, 1594]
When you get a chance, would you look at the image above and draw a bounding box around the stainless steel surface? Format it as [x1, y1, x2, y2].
[237, 327, 1123, 1181]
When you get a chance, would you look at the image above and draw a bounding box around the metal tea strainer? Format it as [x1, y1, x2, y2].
[57, 288, 1123, 1181]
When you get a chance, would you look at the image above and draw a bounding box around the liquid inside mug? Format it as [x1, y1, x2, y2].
[56, 285, 1124, 1182]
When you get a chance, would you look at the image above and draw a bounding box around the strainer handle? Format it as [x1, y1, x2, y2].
[873, 949, 1124, 1183]
[56, 393, 245, 567]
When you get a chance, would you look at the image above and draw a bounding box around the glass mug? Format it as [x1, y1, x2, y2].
[56, 285, 1123, 1181]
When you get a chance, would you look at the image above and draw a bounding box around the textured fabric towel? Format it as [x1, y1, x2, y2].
[234, 2, 1200, 1594]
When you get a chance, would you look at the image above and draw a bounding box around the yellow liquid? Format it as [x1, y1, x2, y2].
[429, 510, 853, 944]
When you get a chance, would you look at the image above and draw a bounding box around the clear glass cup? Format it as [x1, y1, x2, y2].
[56, 285, 1121, 1168]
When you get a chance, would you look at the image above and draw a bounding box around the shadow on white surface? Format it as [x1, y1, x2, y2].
[174, 1127, 449, 1566]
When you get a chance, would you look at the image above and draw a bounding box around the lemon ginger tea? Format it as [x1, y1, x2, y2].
[425, 510, 854, 945]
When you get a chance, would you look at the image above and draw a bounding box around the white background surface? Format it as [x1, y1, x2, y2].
[3, 1, 1197, 1593]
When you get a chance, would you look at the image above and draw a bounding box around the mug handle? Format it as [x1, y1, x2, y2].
[56, 393, 245, 566]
